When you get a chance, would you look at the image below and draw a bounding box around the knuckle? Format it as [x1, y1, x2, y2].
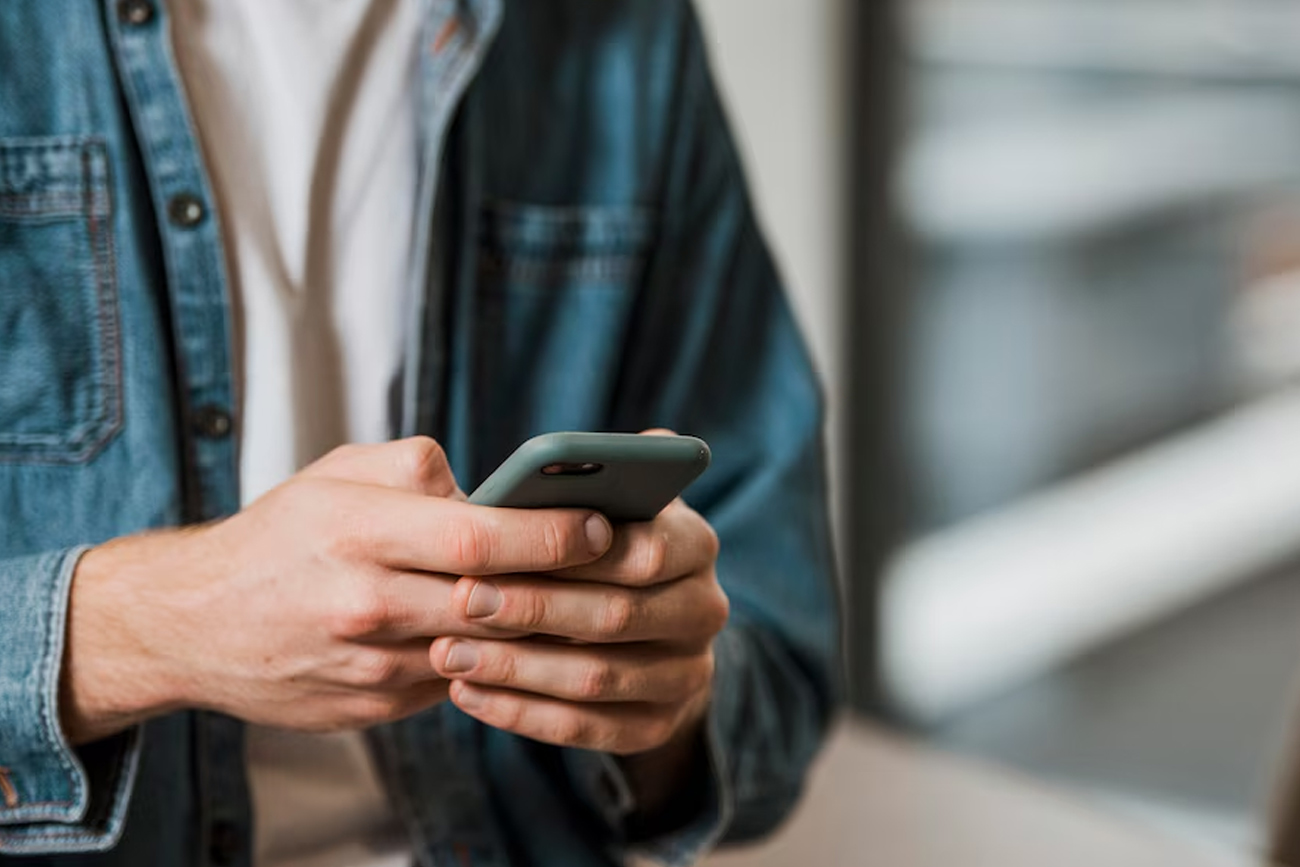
[633, 533, 669, 585]
[576, 660, 617, 700]
[703, 584, 731, 635]
[701, 521, 721, 561]
[490, 695, 525, 732]
[302, 499, 367, 561]
[402, 437, 452, 490]
[552, 714, 595, 748]
[645, 714, 678, 750]
[598, 593, 637, 638]
[516, 590, 550, 631]
[540, 519, 567, 567]
[319, 523, 365, 563]
[350, 649, 403, 688]
[453, 516, 495, 574]
[329, 585, 391, 639]
[486, 647, 519, 686]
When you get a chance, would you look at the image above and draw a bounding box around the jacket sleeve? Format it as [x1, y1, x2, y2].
[565, 3, 842, 862]
[0, 547, 142, 854]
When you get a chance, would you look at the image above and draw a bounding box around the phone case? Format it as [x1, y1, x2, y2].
[468, 432, 711, 522]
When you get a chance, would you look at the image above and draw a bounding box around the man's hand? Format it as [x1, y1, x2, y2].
[60, 438, 614, 744]
[429, 497, 729, 758]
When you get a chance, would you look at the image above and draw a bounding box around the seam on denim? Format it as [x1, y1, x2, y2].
[39, 549, 85, 812]
[0, 191, 107, 207]
[0, 136, 101, 153]
[0, 170, 111, 449]
[0, 796, 77, 814]
[1, 566, 139, 842]
[0, 197, 88, 218]
[0, 555, 89, 824]
[0, 137, 101, 190]
[84, 142, 125, 461]
[0, 142, 123, 464]
[0, 137, 111, 216]
[106, 11, 205, 454]
[0, 824, 115, 851]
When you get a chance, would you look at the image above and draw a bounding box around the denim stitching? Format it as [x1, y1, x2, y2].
[0, 826, 115, 849]
[0, 153, 113, 450]
[0, 552, 86, 825]
[83, 142, 125, 459]
[0, 195, 89, 218]
[0, 140, 123, 463]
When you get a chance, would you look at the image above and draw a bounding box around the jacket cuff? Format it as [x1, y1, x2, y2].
[0, 547, 142, 854]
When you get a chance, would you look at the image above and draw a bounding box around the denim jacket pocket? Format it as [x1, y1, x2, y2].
[0, 138, 122, 463]
[473, 202, 655, 473]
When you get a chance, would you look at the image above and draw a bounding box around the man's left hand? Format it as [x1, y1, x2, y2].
[430, 497, 728, 757]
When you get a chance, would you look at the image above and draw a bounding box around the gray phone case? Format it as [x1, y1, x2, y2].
[468, 432, 711, 523]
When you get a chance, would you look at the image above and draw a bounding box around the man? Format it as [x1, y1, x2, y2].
[0, 0, 838, 865]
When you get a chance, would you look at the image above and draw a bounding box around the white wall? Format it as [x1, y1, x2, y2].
[692, 0, 849, 504]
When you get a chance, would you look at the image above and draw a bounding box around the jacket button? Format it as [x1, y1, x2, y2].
[192, 405, 233, 440]
[116, 0, 154, 26]
[208, 820, 240, 866]
[168, 193, 206, 228]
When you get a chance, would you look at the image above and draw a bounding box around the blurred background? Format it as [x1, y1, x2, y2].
[694, 0, 1300, 860]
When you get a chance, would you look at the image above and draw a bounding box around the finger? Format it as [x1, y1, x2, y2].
[339, 679, 453, 729]
[448, 681, 681, 755]
[305, 437, 464, 499]
[339, 642, 447, 690]
[348, 572, 530, 641]
[312, 482, 613, 575]
[550, 500, 718, 587]
[449, 573, 729, 644]
[430, 638, 713, 704]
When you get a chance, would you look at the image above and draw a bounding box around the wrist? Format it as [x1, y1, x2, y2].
[617, 692, 712, 833]
[60, 535, 195, 745]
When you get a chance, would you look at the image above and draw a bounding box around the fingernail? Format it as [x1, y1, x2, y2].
[466, 581, 503, 618]
[586, 514, 612, 554]
[442, 641, 479, 674]
[454, 683, 484, 710]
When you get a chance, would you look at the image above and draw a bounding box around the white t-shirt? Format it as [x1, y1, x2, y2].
[168, 1, 423, 865]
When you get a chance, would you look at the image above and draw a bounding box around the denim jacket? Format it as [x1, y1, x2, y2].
[0, 1, 838, 865]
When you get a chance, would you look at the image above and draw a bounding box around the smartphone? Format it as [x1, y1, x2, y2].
[468, 432, 711, 523]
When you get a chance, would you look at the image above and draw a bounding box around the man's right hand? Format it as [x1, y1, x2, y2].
[59, 437, 614, 745]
